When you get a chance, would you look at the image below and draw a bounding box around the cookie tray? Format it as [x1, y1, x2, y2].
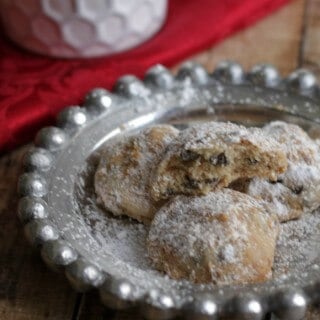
[17, 62, 320, 319]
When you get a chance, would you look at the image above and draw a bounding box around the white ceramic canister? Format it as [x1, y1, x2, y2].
[0, 0, 167, 58]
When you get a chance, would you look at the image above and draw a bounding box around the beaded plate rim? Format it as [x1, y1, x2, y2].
[17, 61, 320, 320]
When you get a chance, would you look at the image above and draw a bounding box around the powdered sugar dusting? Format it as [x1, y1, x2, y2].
[283, 163, 320, 211]
[263, 121, 319, 164]
[246, 178, 302, 222]
[74, 154, 151, 270]
[147, 190, 278, 285]
[94, 125, 178, 223]
[180, 121, 283, 152]
[151, 121, 287, 200]
[70, 120, 320, 300]
[235, 121, 320, 222]
[75, 155, 320, 286]
[274, 212, 320, 276]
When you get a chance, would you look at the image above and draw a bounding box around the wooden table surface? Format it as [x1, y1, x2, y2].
[1, 0, 320, 319]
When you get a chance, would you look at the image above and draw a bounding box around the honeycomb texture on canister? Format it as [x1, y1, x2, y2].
[0, 0, 167, 57]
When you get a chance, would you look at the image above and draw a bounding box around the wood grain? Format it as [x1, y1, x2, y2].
[0, 146, 79, 320]
[77, 292, 139, 320]
[1, 0, 320, 319]
[175, 0, 306, 76]
[301, 0, 320, 75]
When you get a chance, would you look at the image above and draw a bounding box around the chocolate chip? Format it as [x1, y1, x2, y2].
[209, 153, 228, 166]
[247, 158, 258, 165]
[204, 178, 218, 185]
[180, 150, 199, 161]
[184, 176, 199, 189]
[269, 178, 283, 184]
[164, 188, 174, 197]
[292, 185, 303, 195]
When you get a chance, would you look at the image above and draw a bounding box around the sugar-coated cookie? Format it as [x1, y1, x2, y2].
[94, 125, 179, 223]
[230, 178, 303, 222]
[233, 121, 320, 221]
[147, 189, 279, 285]
[150, 122, 287, 200]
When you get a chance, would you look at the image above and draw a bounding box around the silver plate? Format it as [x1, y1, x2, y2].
[17, 62, 320, 320]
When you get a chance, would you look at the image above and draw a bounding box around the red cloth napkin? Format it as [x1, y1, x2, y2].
[0, 0, 289, 152]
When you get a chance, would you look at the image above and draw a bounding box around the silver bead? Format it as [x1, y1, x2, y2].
[18, 173, 48, 197]
[66, 259, 105, 292]
[177, 61, 209, 85]
[35, 126, 68, 152]
[224, 295, 264, 320]
[272, 290, 307, 320]
[100, 278, 138, 310]
[41, 240, 77, 271]
[18, 196, 48, 223]
[114, 75, 150, 98]
[23, 147, 54, 172]
[84, 88, 113, 112]
[184, 294, 219, 320]
[213, 61, 244, 84]
[304, 280, 320, 305]
[144, 64, 174, 89]
[287, 69, 317, 92]
[24, 219, 59, 246]
[57, 106, 87, 129]
[142, 290, 176, 320]
[248, 64, 280, 87]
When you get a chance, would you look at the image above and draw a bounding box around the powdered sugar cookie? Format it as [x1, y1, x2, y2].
[230, 178, 303, 222]
[233, 122, 320, 221]
[263, 121, 318, 165]
[147, 189, 279, 285]
[263, 122, 320, 204]
[150, 122, 287, 200]
[281, 163, 320, 212]
[94, 125, 179, 223]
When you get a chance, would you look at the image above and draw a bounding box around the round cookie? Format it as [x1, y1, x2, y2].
[147, 189, 279, 285]
[230, 178, 303, 222]
[232, 122, 320, 222]
[150, 121, 287, 201]
[94, 125, 179, 223]
[282, 163, 320, 212]
[262, 121, 318, 165]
